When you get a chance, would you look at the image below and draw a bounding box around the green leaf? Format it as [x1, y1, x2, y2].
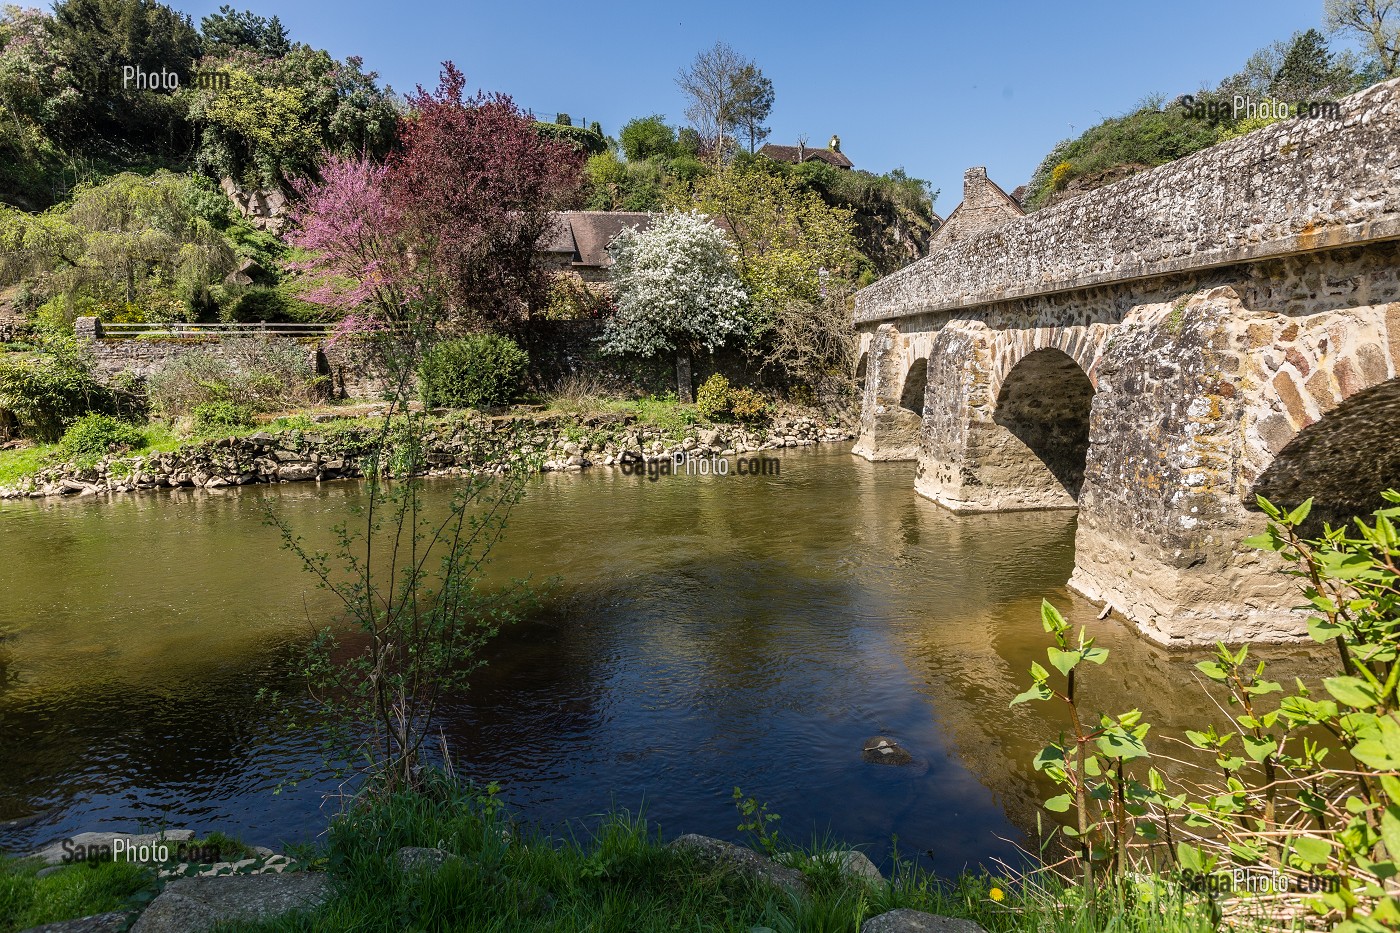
[1046, 647, 1079, 677]
[1383, 806, 1400, 862]
[1287, 499, 1314, 525]
[1043, 794, 1073, 813]
[1195, 660, 1230, 682]
[1243, 735, 1278, 763]
[1040, 599, 1067, 634]
[1177, 843, 1206, 873]
[1243, 531, 1281, 551]
[1293, 835, 1331, 866]
[1325, 676, 1382, 709]
[1011, 683, 1053, 706]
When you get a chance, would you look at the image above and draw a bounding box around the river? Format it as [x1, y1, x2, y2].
[0, 444, 1324, 876]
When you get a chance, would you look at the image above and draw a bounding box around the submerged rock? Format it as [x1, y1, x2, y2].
[862, 736, 913, 766]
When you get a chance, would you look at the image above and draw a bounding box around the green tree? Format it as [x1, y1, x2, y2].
[727, 63, 774, 154]
[618, 114, 678, 162]
[188, 46, 399, 184]
[1326, 0, 1400, 77]
[49, 0, 200, 152]
[683, 167, 859, 325]
[199, 5, 290, 57]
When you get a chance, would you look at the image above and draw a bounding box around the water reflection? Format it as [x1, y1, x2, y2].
[0, 447, 1323, 876]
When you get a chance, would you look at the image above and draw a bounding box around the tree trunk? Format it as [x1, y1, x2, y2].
[676, 352, 693, 403]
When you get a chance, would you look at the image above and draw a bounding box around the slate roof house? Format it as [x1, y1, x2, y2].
[537, 211, 656, 283]
[758, 135, 854, 169]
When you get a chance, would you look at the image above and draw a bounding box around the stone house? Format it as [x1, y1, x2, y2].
[925, 167, 1023, 248]
[537, 211, 657, 286]
[758, 135, 854, 169]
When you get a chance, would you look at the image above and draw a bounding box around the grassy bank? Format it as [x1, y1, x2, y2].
[216, 778, 1225, 933]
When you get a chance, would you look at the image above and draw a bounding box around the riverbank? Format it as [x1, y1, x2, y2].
[2, 778, 1224, 933]
[0, 405, 853, 501]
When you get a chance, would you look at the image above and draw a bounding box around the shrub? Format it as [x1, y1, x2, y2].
[0, 352, 114, 442]
[146, 337, 323, 418]
[418, 334, 528, 409]
[694, 373, 730, 419]
[222, 288, 289, 323]
[58, 414, 146, 460]
[1012, 491, 1400, 929]
[728, 386, 769, 422]
[192, 401, 256, 433]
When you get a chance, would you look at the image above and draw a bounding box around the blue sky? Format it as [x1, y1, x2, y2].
[168, 0, 1342, 211]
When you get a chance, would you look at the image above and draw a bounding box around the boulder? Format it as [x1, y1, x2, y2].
[668, 834, 808, 900]
[827, 849, 884, 886]
[18, 911, 130, 932]
[860, 910, 987, 933]
[393, 846, 455, 874]
[131, 873, 329, 933]
[862, 737, 913, 766]
[30, 830, 195, 866]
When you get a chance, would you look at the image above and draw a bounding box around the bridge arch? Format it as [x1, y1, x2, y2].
[897, 357, 928, 417]
[989, 347, 1095, 504]
[1252, 377, 1400, 528]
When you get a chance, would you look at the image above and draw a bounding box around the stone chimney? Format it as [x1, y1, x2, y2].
[963, 166, 990, 207]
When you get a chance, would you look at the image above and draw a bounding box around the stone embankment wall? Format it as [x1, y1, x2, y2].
[0, 414, 850, 501]
[75, 323, 392, 402]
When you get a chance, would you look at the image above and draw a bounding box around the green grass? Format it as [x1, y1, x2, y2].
[220, 776, 1230, 933]
[545, 392, 707, 439]
[0, 422, 183, 486]
[0, 857, 153, 932]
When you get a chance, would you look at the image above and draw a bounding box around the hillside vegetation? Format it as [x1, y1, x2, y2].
[1022, 29, 1386, 211]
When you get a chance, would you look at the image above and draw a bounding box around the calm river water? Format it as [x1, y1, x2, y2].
[0, 445, 1322, 875]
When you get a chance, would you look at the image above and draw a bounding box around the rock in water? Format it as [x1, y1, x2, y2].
[862, 736, 913, 766]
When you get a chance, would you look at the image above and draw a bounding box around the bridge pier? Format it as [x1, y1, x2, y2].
[851, 324, 925, 461]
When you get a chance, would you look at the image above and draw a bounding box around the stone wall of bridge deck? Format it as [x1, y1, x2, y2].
[853, 77, 1400, 326]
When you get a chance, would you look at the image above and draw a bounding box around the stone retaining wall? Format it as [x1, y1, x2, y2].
[0, 414, 851, 501]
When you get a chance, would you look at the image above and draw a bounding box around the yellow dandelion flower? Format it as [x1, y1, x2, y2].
[989, 887, 1005, 903]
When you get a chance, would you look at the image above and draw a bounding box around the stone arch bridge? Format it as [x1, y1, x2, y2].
[853, 78, 1400, 646]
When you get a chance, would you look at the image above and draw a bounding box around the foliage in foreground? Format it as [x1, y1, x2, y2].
[0, 858, 151, 932]
[219, 774, 1227, 933]
[1014, 491, 1400, 932]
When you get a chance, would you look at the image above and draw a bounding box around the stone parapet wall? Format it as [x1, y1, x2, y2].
[855, 78, 1400, 324]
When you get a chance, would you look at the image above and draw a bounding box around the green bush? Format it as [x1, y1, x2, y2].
[146, 337, 323, 418]
[418, 334, 528, 410]
[694, 374, 730, 419]
[0, 353, 114, 442]
[192, 401, 256, 433]
[222, 288, 289, 323]
[58, 414, 146, 460]
[728, 386, 769, 423]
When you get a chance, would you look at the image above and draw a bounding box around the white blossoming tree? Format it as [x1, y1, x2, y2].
[600, 210, 750, 401]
